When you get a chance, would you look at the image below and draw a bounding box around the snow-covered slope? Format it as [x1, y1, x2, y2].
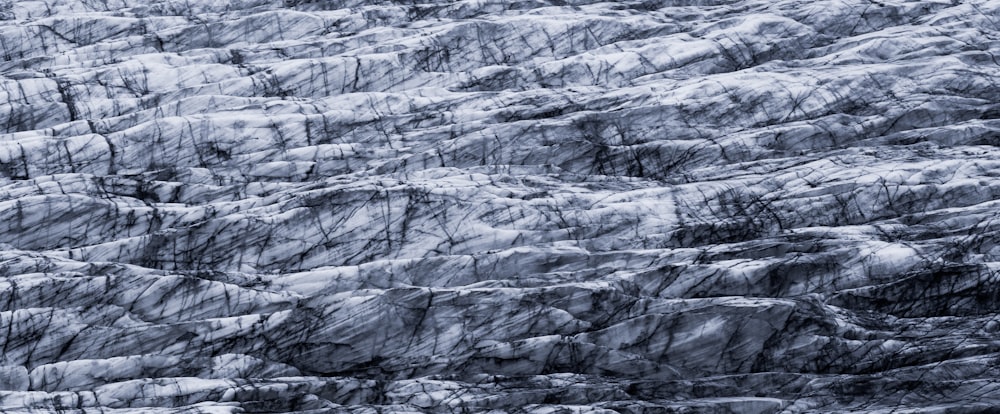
[4, 0, 1000, 412]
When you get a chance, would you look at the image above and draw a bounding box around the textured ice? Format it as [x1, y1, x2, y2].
[4, 0, 1000, 412]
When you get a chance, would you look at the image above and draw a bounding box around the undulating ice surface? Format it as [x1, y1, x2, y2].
[2, 0, 1000, 412]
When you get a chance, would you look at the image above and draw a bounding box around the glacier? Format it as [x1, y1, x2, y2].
[3, 0, 1000, 412]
